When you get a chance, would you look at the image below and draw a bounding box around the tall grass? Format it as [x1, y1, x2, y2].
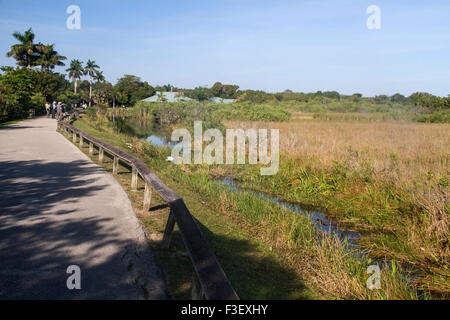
[72, 115, 418, 299]
[226, 119, 450, 296]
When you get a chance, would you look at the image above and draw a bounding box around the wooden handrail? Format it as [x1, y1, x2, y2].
[57, 120, 239, 300]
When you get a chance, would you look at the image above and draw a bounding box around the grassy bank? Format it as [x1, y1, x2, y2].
[0, 119, 23, 127]
[66, 114, 417, 300]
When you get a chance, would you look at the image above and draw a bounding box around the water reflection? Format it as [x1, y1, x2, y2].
[146, 135, 176, 148]
[218, 178, 360, 245]
[112, 117, 175, 148]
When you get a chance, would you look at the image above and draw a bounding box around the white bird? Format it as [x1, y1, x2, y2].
[166, 156, 175, 162]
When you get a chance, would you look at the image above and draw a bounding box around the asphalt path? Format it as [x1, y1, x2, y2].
[0, 117, 168, 299]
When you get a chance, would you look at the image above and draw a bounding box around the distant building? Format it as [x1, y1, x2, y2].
[143, 91, 192, 103]
[142, 92, 237, 104]
[208, 97, 237, 104]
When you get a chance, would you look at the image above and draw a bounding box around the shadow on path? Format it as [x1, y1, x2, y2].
[0, 159, 167, 299]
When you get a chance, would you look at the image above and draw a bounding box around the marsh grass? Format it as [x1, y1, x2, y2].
[226, 120, 449, 296]
[64, 116, 417, 300]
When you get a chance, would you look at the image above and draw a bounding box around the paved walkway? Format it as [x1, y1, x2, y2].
[0, 118, 168, 299]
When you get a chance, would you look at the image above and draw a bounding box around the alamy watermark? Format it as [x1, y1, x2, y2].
[366, 265, 381, 290]
[66, 5, 81, 30]
[366, 5, 381, 30]
[170, 121, 279, 175]
[64, 5, 379, 31]
[66, 265, 81, 290]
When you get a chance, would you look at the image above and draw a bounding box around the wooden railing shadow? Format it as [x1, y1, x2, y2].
[57, 120, 239, 300]
[0, 159, 168, 299]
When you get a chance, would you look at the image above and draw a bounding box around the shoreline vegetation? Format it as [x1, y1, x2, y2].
[68, 104, 449, 299]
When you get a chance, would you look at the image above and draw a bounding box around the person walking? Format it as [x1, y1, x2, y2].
[45, 102, 51, 118]
[56, 102, 62, 120]
[61, 102, 66, 119]
[51, 101, 56, 119]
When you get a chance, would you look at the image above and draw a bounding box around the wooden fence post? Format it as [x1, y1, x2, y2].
[113, 156, 119, 175]
[161, 210, 176, 249]
[191, 273, 205, 300]
[79, 135, 83, 148]
[89, 142, 94, 155]
[72, 132, 77, 143]
[131, 166, 138, 191]
[99, 147, 104, 164]
[143, 183, 152, 211]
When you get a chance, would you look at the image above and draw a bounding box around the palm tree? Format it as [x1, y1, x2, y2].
[92, 70, 106, 105]
[84, 60, 100, 107]
[66, 59, 84, 94]
[93, 70, 105, 83]
[6, 28, 44, 69]
[36, 44, 67, 72]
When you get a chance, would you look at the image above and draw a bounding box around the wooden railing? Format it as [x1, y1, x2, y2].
[57, 120, 239, 300]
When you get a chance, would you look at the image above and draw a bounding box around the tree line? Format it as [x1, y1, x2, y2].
[1, 28, 449, 122]
[0, 28, 156, 120]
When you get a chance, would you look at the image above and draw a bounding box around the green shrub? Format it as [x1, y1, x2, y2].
[416, 111, 450, 123]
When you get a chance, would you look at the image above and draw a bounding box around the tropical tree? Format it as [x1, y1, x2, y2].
[210, 82, 239, 99]
[0, 68, 35, 118]
[84, 60, 100, 107]
[66, 59, 84, 94]
[114, 75, 155, 107]
[33, 70, 70, 102]
[93, 81, 112, 106]
[91, 71, 106, 105]
[391, 93, 406, 103]
[36, 44, 67, 72]
[93, 70, 105, 83]
[191, 86, 211, 101]
[6, 28, 44, 69]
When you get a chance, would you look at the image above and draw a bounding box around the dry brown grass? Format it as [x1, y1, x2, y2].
[226, 119, 450, 296]
[226, 120, 449, 179]
[226, 120, 449, 221]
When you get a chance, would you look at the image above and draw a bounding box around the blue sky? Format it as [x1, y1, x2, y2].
[1, 0, 449, 96]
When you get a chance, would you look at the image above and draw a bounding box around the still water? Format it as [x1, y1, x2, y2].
[218, 178, 360, 246]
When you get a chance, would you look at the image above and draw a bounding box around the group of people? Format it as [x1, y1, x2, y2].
[45, 101, 65, 120]
[69, 102, 88, 110]
[44, 101, 89, 120]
